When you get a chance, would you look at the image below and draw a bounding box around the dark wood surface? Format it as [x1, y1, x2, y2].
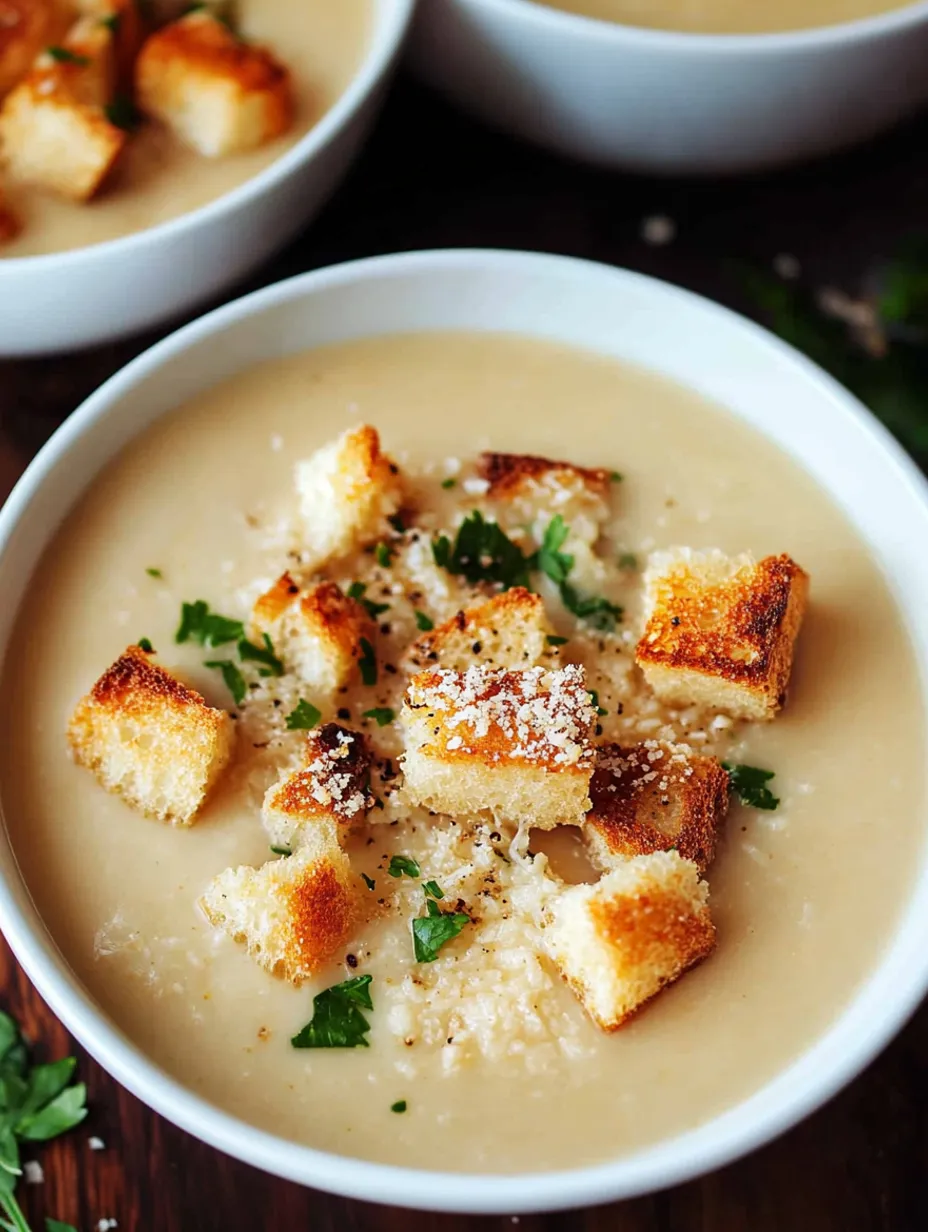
[1, 73, 928, 1232]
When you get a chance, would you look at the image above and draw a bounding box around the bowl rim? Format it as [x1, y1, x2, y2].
[2, 248, 928, 1214]
[455, 0, 928, 51]
[0, 0, 415, 273]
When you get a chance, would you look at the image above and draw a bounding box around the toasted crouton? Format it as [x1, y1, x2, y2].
[636, 549, 809, 721]
[544, 852, 715, 1031]
[263, 723, 373, 851]
[250, 574, 375, 696]
[585, 742, 729, 874]
[199, 836, 361, 985]
[479, 451, 612, 541]
[0, 0, 70, 100]
[400, 664, 596, 829]
[407, 587, 558, 672]
[0, 183, 19, 243]
[67, 644, 234, 826]
[135, 10, 293, 157]
[294, 426, 404, 569]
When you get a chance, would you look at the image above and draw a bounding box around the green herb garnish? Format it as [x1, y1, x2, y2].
[414, 611, 434, 632]
[363, 707, 395, 727]
[238, 633, 283, 677]
[146, 567, 162, 578]
[362, 873, 375, 891]
[391, 1100, 407, 1113]
[546, 635, 568, 646]
[617, 552, 638, 569]
[46, 1221, 79, 1232]
[536, 514, 574, 586]
[588, 690, 607, 717]
[432, 510, 533, 589]
[387, 513, 406, 534]
[441, 478, 457, 489]
[176, 600, 244, 648]
[291, 976, 373, 1049]
[412, 901, 470, 963]
[610, 471, 623, 483]
[359, 638, 377, 687]
[723, 762, 779, 810]
[271, 846, 292, 857]
[105, 93, 142, 132]
[559, 582, 622, 631]
[387, 855, 420, 879]
[100, 12, 121, 32]
[536, 516, 622, 630]
[204, 660, 247, 706]
[375, 542, 393, 568]
[46, 46, 90, 64]
[285, 699, 321, 731]
[422, 880, 444, 900]
[346, 582, 389, 620]
[137, 638, 153, 653]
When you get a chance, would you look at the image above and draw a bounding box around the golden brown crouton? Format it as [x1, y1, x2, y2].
[407, 587, 558, 672]
[636, 549, 809, 721]
[199, 834, 362, 985]
[250, 574, 375, 697]
[68, 643, 234, 826]
[263, 722, 373, 852]
[544, 851, 715, 1031]
[294, 425, 405, 570]
[0, 0, 70, 100]
[400, 665, 597, 829]
[479, 451, 613, 541]
[135, 10, 293, 157]
[585, 741, 729, 874]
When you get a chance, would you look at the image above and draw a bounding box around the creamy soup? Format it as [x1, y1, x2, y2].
[0, 0, 371, 258]
[531, 0, 915, 34]
[0, 333, 924, 1174]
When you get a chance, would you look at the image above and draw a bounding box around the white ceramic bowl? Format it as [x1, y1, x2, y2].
[409, 0, 928, 173]
[1, 249, 928, 1213]
[0, 0, 414, 358]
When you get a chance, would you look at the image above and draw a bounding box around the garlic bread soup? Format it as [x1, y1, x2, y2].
[0, 0, 370, 257]
[532, 0, 916, 34]
[0, 333, 923, 1173]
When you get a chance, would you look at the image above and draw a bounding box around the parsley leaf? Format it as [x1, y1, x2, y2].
[433, 511, 533, 589]
[270, 846, 292, 857]
[105, 93, 142, 132]
[17, 1084, 86, 1142]
[46, 1221, 79, 1232]
[422, 880, 444, 900]
[358, 638, 377, 687]
[559, 582, 623, 631]
[588, 690, 607, 717]
[441, 478, 456, 489]
[617, 552, 638, 569]
[100, 12, 121, 31]
[391, 1100, 407, 1113]
[46, 46, 89, 64]
[536, 517, 622, 630]
[146, 567, 162, 578]
[204, 660, 246, 706]
[723, 762, 780, 810]
[375, 542, 393, 568]
[414, 610, 434, 632]
[291, 976, 373, 1049]
[610, 471, 623, 483]
[387, 855, 420, 879]
[285, 699, 321, 731]
[387, 513, 406, 534]
[537, 515, 574, 586]
[363, 707, 394, 727]
[238, 634, 283, 677]
[137, 638, 153, 653]
[362, 873, 376, 891]
[176, 600, 243, 648]
[546, 635, 568, 646]
[412, 904, 470, 963]
[346, 582, 389, 620]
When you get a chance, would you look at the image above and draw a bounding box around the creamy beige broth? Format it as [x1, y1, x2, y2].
[0, 0, 371, 258]
[531, 0, 916, 34]
[1, 333, 924, 1173]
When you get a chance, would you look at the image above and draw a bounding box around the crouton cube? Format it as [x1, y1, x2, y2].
[0, 0, 70, 100]
[636, 549, 809, 721]
[407, 587, 558, 672]
[585, 741, 729, 874]
[51, 15, 119, 104]
[199, 838, 361, 985]
[294, 425, 404, 569]
[135, 10, 293, 157]
[0, 183, 19, 243]
[544, 852, 715, 1031]
[67, 643, 234, 825]
[250, 575, 375, 696]
[400, 664, 597, 829]
[479, 451, 612, 541]
[263, 722, 373, 851]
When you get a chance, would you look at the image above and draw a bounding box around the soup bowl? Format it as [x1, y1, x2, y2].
[1, 249, 928, 1212]
[0, 0, 414, 358]
[409, 0, 928, 173]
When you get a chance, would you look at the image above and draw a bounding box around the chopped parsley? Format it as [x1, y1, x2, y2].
[546, 634, 568, 646]
[146, 567, 162, 578]
[291, 975, 373, 1049]
[359, 637, 377, 687]
[422, 880, 444, 900]
[535, 516, 622, 630]
[270, 845, 292, 857]
[617, 552, 638, 569]
[363, 707, 395, 727]
[100, 12, 121, 31]
[137, 638, 154, 653]
[559, 582, 623, 631]
[176, 600, 244, 648]
[375, 542, 394, 568]
[204, 660, 246, 707]
[390, 1100, 407, 1114]
[238, 633, 284, 677]
[412, 901, 470, 963]
[285, 699, 321, 731]
[432, 510, 533, 589]
[361, 873, 376, 891]
[610, 471, 623, 483]
[588, 690, 608, 717]
[105, 93, 142, 132]
[46, 46, 90, 65]
[536, 515, 573, 587]
[387, 513, 406, 534]
[347, 581, 389, 620]
[414, 610, 434, 632]
[441, 478, 457, 489]
[723, 763, 780, 811]
[387, 855, 420, 879]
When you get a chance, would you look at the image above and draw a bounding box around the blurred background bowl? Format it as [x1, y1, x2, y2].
[0, 0, 414, 358]
[409, 0, 928, 174]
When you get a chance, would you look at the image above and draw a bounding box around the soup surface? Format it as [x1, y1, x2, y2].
[0, 333, 924, 1173]
[0, 0, 371, 258]
[530, 0, 916, 34]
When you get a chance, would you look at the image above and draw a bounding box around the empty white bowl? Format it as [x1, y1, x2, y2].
[0, 0, 414, 358]
[1, 249, 928, 1212]
[409, 0, 928, 173]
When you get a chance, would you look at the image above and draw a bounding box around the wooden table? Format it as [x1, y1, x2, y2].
[1, 75, 926, 1232]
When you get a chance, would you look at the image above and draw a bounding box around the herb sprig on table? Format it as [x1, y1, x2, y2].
[0, 1010, 86, 1232]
